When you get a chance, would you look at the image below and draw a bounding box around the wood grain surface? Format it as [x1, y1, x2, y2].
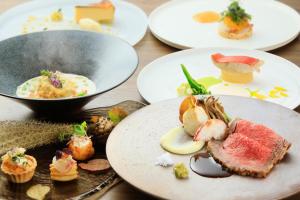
[0, 0, 299, 199]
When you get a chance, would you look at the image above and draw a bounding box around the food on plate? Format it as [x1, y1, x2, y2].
[193, 11, 220, 23]
[160, 127, 205, 155]
[108, 107, 128, 125]
[180, 96, 229, 137]
[177, 76, 222, 96]
[67, 122, 95, 161]
[26, 184, 50, 200]
[173, 163, 189, 179]
[155, 153, 174, 167]
[207, 119, 291, 178]
[180, 64, 210, 95]
[75, 0, 115, 23]
[219, 1, 253, 39]
[90, 115, 115, 136]
[1, 147, 37, 183]
[197, 96, 230, 124]
[161, 96, 290, 179]
[211, 53, 263, 84]
[50, 9, 63, 22]
[79, 18, 102, 32]
[209, 83, 250, 97]
[78, 159, 110, 172]
[16, 70, 96, 99]
[50, 149, 78, 181]
[194, 119, 228, 141]
[182, 99, 209, 136]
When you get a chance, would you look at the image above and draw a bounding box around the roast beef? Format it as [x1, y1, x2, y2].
[207, 119, 291, 178]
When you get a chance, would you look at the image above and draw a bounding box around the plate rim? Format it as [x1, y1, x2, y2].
[0, 0, 148, 46]
[137, 47, 300, 109]
[148, 0, 300, 50]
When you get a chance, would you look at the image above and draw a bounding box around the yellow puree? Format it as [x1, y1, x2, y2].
[160, 127, 204, 155]
[193, 11, 220, 23]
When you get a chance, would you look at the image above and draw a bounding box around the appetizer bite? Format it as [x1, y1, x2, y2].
[67, 122, 95, 161]
[1, 147, 37, 183]
[219, 1, 253, 40]
[75, 0, 115, 23]
[211, 53, 263, 84]
[16, 70, 96, 99]
[50, 149, 78, 181]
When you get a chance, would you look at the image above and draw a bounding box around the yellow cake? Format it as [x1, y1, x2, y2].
[75, 0, 115, 23]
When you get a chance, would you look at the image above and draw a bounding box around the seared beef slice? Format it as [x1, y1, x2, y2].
[207, 120, 291, 178]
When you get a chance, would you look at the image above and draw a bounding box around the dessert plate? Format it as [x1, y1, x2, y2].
[0, 0, 148, 45]
[149, 0, 300, 50]
[137, 48, 300, 109]
[106, 95, 300, 200]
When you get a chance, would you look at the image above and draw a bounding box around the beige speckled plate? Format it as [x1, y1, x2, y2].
[106, 95, 300, 200]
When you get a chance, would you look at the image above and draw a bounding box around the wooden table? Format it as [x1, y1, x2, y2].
[0, 0, 299, 199]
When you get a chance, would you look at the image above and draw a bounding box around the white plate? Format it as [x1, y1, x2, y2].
[149, 0, 300, 50]
[0, 0, 148, 45]
[106, 96, 300, 200]
[137, 48, 300, 109]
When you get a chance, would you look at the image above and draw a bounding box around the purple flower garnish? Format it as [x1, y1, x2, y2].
[49, 74, 62, 88]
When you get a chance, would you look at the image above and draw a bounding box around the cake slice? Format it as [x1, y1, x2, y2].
[75, 0, 115, 23]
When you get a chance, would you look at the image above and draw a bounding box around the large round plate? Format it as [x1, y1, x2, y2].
[107, 96, 300, 200]
[0, 0, 148, 45]
[137, 48, 300, 109]
[149, 0, 300, 50]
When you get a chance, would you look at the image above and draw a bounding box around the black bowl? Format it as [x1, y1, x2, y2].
[0, 30, 138, 114]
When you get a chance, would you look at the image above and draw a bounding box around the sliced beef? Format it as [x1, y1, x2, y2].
[207, 119, 291, 178]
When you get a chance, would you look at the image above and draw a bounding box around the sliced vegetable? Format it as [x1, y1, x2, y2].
[78, 159, 110, 172]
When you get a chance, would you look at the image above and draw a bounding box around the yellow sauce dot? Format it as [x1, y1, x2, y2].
[280, 92, 288, 97]
[274, 86, 287, 92]
[27, 16, 36, 22]
[193, 11, 220, 23]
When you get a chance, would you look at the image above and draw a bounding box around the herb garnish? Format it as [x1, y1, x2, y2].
[40, 70, 63, 88]
[181, 64, 210, 95]
[221, 1, 251, 23]
[58, 121, 88, 142]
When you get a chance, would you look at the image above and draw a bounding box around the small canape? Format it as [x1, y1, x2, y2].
[219, 1, 253, 40]
[67, 121, 95, 161]
[1, 147, 37, 183]
[211, 53, 263, 84]
[50, 149, 78, 181]
[68, 135, 95, 161]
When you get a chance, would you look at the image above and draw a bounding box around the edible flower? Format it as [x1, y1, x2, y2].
[40, 70, 63, 88]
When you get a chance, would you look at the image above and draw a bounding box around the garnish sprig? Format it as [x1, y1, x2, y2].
[221, 1, 251, 23]
[58, 121, 88, 142]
